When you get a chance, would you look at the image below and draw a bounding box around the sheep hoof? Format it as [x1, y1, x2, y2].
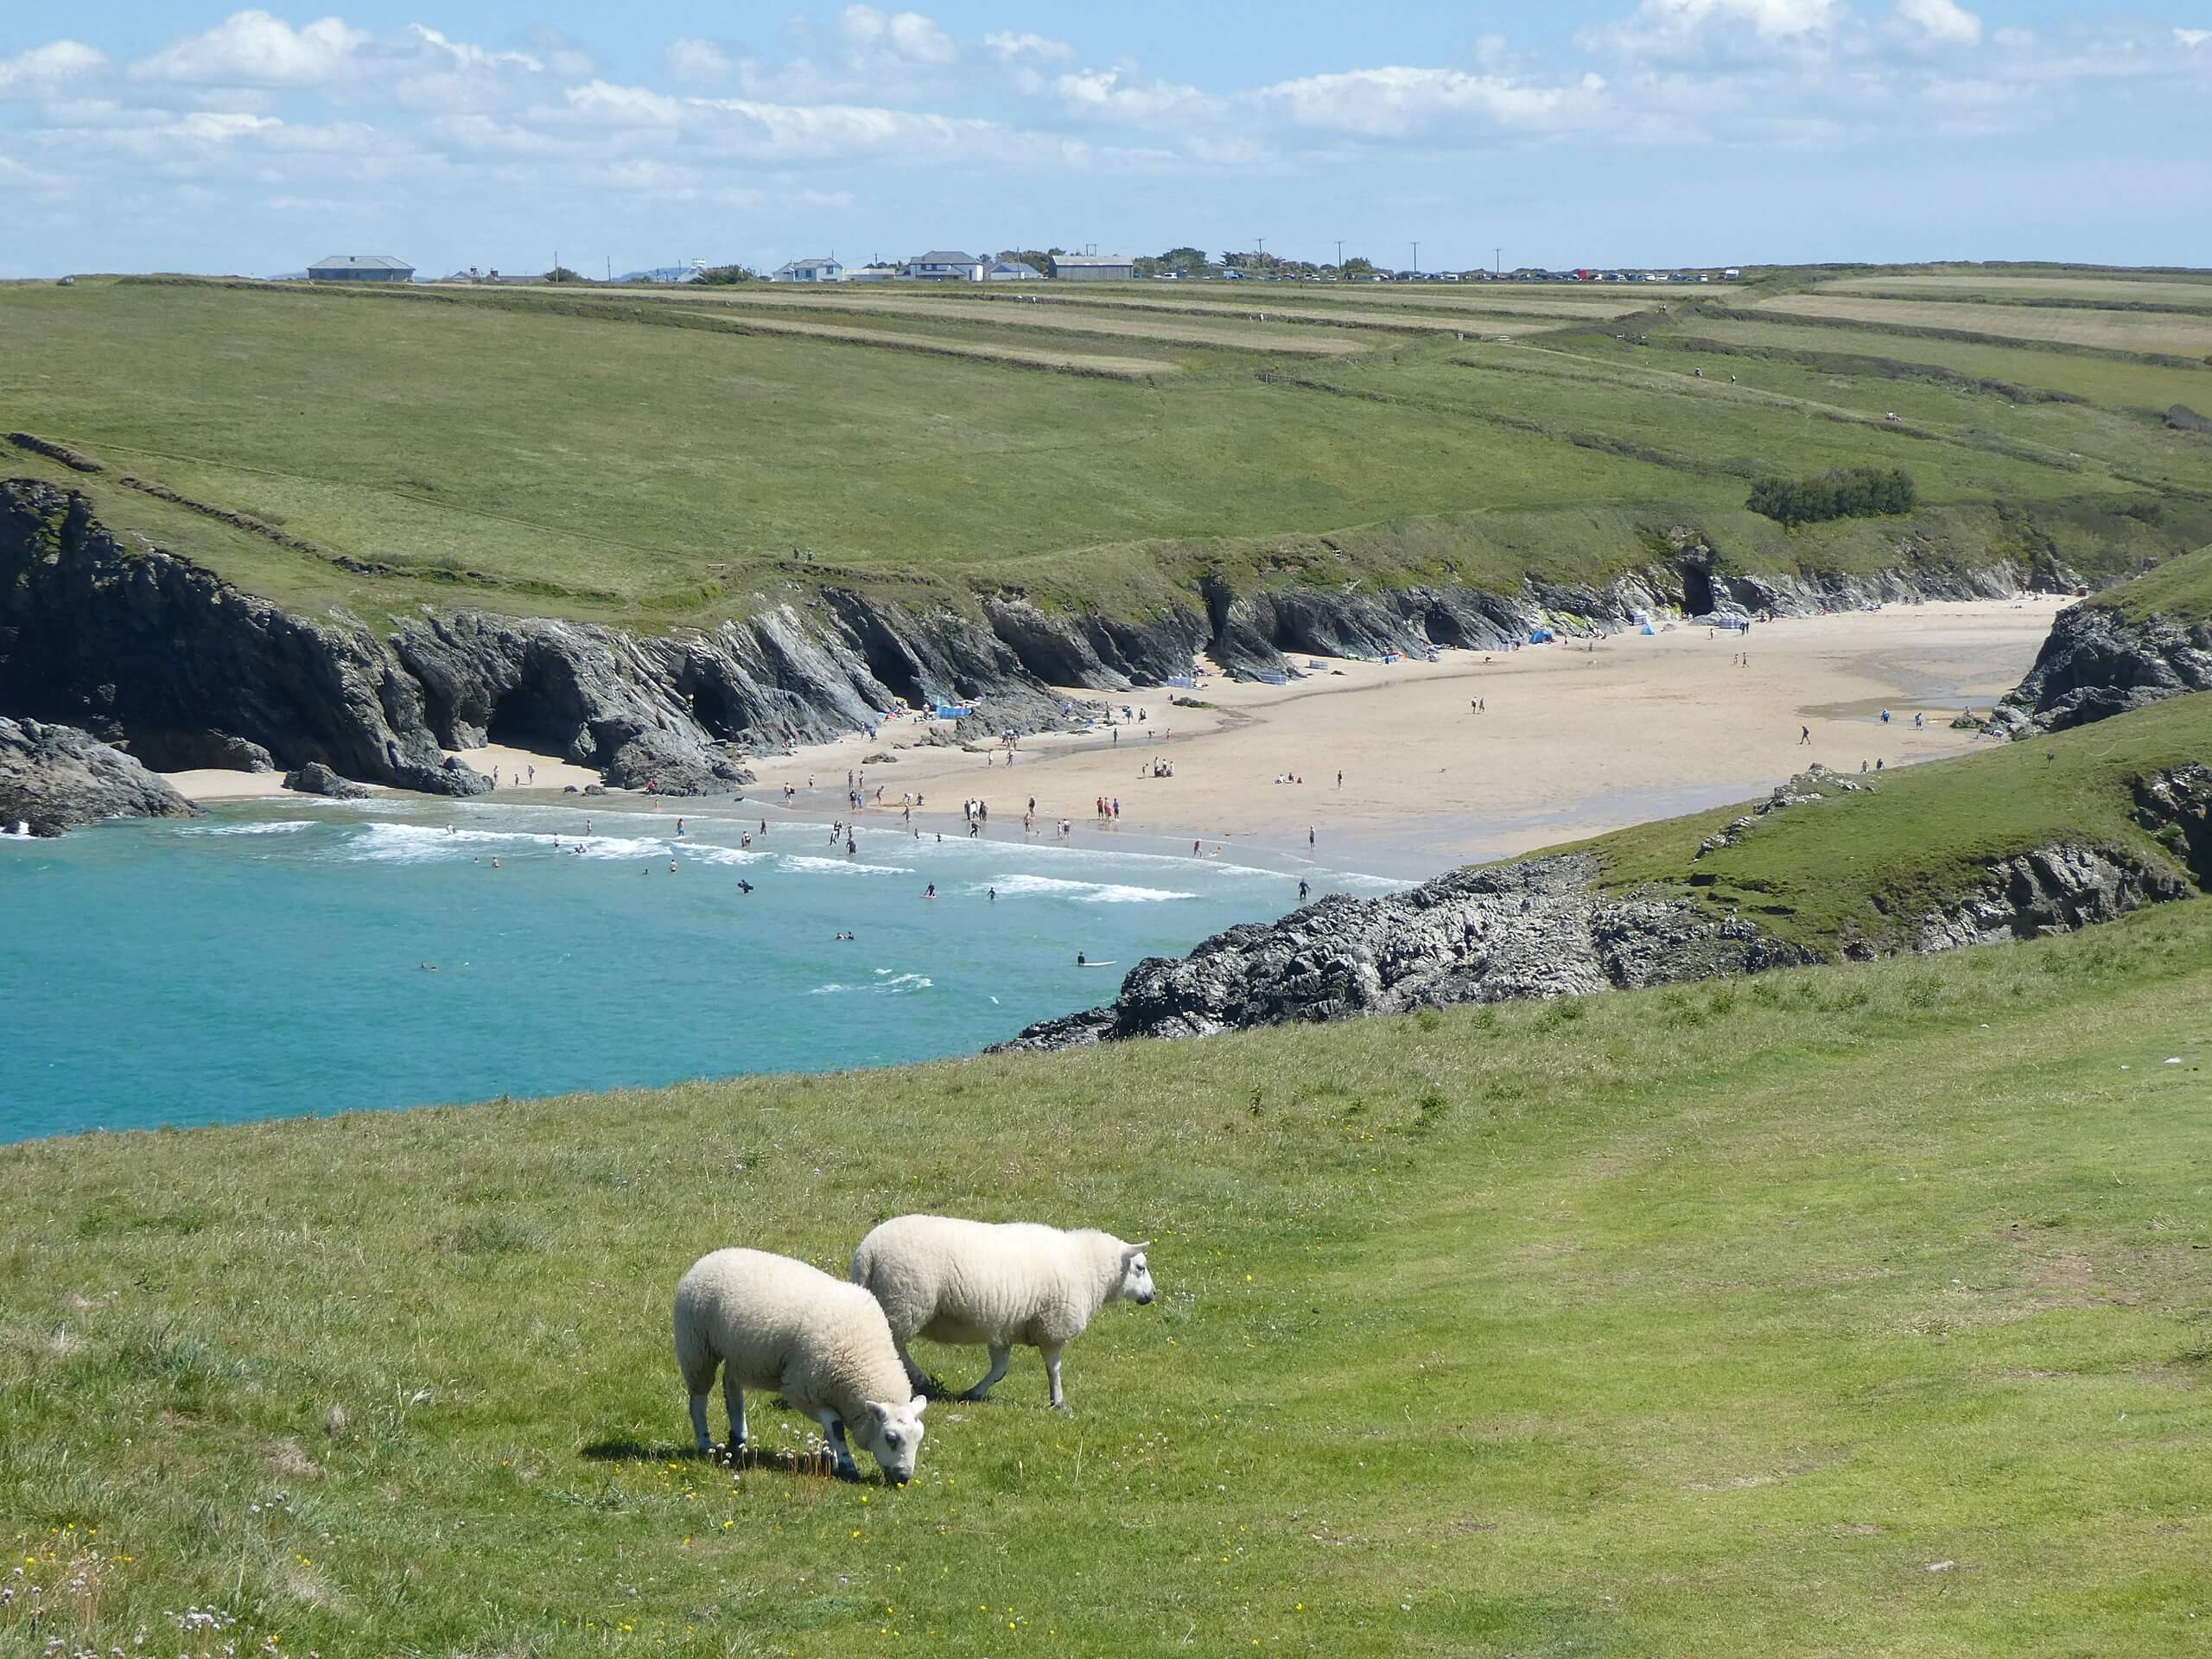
[956, 1388, 992, 1403]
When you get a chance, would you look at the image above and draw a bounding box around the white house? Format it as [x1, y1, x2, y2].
[903, 250, 985, 281]
[986, 258, 1044, 281]
[770, 257, 844, 283]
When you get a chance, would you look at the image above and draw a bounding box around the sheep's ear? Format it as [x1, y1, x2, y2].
[864, 1400, 893, 1425]
[1127, 1240, 1154, 1255]
[910, 1395, 929, 1417]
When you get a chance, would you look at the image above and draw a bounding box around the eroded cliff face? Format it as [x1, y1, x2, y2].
[1994, 602, 2212, 736]
[0, 478, 2051, 797]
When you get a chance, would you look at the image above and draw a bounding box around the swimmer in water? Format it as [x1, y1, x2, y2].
[419, 962, 438, 972]
[925, 883, 937, 899]
[737, 879, 755, 893]
[669, 858, 678, 873]
[491, 857, 500, 868]
[988, 887, 996, 902]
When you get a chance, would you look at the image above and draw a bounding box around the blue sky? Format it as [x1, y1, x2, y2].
[1, 2, 2206, 278]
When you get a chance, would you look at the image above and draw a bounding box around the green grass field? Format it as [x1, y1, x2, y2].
[3, 266, 2209, 632]
[4, 878, 2208, 1656]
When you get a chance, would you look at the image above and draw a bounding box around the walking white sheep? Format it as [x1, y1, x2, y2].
[672, 1247, 928, 1483]
[850, 1216, 1154, 1412]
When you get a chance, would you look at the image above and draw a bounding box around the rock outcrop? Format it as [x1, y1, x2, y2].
[1994, 601, 2212, 735]
[1910, 844, 2190, 952]
[1003, 766, 2212, 1052]
[0, 715, 198, 836]
[283, 760, 371, 799]
[993, 854, 1817, 1052]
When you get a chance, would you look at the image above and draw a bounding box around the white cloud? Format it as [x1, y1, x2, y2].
[2177, 29, 2211, 49]
[560, 79, 1006, 164]
[0, 39, 107, 94]
[1053, 68, 1217, 122]
[131, 10, 370, 85]
[666, 39, 733, 86]
[983, 31, 1074, 62]
[404, 26, 541, 74]
[838, 6, 957, 67]
[1896, 0, 1982, 47]
[1258, 66, 1605, 137]
[1593, 0, 1849, 56]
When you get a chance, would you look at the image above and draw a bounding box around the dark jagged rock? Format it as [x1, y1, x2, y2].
[0, 715, 198, 836]
[1996, 601, 2212, 735]
[283, 760, 372, 799]
[1912, 844, 2190, 951]
[992, 854, 1816, 1052]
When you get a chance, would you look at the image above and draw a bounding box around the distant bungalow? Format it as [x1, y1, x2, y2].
[307, 253, 414, 283]
[770, 256, 844, 283]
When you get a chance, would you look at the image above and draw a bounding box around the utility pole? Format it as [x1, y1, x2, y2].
[1334, 238, 1344, 271]
[1494, 245, 1503, 277]
[1412, 240, 1419, 273]
[1256, 236, 1266, 263]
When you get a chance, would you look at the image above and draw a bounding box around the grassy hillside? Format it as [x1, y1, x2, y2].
[3, 894, 2208, 1656]
[2088, 542, 2212, 625]
[1585, 688, 2212, 949]
[3, 267, 2209, 630]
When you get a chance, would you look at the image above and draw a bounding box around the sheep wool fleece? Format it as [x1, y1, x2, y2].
[852, 1216, 1152, 1409]
[673, 1248, 914, 1446]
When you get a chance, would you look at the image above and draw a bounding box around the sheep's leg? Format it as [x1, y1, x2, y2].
[1042, 1344, 1071, 1414]
[723, 1373, 747, 1450]
[689, 1390, 713, 1455]
[958, 1344, 1013, 1402]
[895, 1340, 930, 1395]
[819, 1411, 860, 1479]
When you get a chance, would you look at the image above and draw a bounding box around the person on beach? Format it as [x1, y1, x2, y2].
[677, 817, 685, 835]
[1337, 770, 1343, 788]
[1800, 725, 1811, 745]
[527, 765, 535, 785]
[1915, 712, 1925, 729]
[1299, 879, 1310, 902]
[1193, 840, 1203, 856]
[1308, 826, 1317, 849]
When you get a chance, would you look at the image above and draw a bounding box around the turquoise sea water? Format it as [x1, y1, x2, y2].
[1, 796, 1400, 1143]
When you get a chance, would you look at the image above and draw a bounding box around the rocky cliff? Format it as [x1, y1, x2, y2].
[994, 854, 1820, 1051]
[1993, 601, 2212, 736]
[999, 766, 2212, 1052]
[0, 715, 198, 836]
[0, 476, 2052, 797]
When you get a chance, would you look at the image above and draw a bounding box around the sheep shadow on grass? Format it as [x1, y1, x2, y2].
[580, 1435, 863, 1482]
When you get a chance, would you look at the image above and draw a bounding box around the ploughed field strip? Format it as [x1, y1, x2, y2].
[588, 283, 1376, 356]
[1658, 315, 2212, 410]
[1816, 274, 2212, 306]
[664, 307, 1181, 378]
[1754, 292, 2212, 356]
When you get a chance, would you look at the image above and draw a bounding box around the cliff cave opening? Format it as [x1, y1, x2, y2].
[1678, 559, 1717, 617]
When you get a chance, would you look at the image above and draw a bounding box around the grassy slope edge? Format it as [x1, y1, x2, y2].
[2, 899, 2207, 1656]
[1583, 690, 2212, 949]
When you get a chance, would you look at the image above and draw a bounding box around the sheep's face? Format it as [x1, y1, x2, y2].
[1117, 1243, 1156, 1306]
[857, 1396, 927, 1484]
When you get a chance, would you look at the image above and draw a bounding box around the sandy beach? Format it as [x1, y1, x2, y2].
[742, 597, 2063, 872]
[162, 598, 2063, 878]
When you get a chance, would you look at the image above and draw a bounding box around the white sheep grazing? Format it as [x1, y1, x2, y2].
[850, 1216, 1154, 1412]
[672, 1247, 928, 1483]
